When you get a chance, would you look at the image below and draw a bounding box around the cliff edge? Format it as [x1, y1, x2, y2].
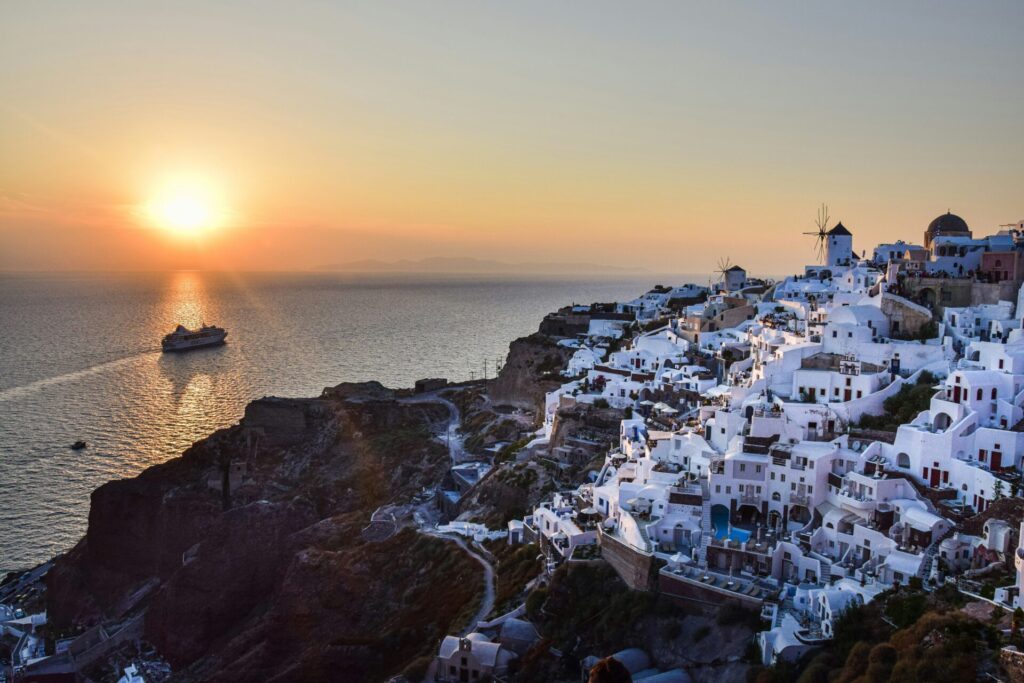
[47, 384, 483, 682]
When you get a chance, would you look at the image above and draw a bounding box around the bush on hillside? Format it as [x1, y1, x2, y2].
[857, 371, 937, 431]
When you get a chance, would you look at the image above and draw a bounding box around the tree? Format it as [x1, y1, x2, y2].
[588, 657, 631, 683]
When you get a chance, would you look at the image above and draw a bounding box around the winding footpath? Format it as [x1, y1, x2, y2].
[400, 392, 497, 633]
[424, 531, 496, 634]
[399, 393, 467, 465]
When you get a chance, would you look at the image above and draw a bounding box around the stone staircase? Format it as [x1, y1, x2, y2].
[817, 559, 832, 584]
[637, 521, 652, 552]
[698, 478, 712, 567]
[920, 528, 955, 580]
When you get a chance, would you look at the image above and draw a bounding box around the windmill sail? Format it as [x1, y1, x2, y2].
[802, 203, 830, 264]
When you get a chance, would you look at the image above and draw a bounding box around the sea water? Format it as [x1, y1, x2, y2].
[0, 271, 672, 571]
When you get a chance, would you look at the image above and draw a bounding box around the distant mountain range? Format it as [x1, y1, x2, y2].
[318, 256, 644, 275]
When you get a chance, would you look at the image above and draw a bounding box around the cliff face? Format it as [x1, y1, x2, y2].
[47, 384, 481, 682]
[488, 332, 573, 411]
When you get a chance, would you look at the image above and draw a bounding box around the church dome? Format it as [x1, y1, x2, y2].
[927, 211, 970, 237]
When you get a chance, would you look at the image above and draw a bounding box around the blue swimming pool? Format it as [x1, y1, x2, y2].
[711, 506, 752, 542]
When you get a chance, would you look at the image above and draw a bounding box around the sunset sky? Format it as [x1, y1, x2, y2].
[2, 2, 1022, 274]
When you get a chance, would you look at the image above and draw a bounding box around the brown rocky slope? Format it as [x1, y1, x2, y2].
[47, 382, 482, 682]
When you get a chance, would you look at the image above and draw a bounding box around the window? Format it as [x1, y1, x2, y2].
[977, 388, 983, 400]
[726, 486, 731, 494]
[992, 388, 997, 399]
[739, 464, 746, 472]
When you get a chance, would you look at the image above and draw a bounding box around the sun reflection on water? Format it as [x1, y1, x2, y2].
[162, 271, 210, 330]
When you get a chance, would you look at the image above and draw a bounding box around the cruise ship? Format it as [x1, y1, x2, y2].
[161, 324, 227, 352]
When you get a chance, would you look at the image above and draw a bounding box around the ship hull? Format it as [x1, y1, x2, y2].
[161, 331, 228, 352]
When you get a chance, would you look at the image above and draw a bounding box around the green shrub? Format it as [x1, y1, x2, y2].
[525, 587, 548, 620]
[885, 592, 927, 628]
[857, 372, 937, 431]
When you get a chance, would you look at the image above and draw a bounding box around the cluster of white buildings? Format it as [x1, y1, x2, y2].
[513, 211, 1024, 667]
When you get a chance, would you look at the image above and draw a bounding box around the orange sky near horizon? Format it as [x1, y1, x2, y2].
[2, 2, 1022, 275]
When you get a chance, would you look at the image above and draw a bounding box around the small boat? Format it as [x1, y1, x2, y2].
[162, 323, 227, 352]
[70, 441, 87, 450]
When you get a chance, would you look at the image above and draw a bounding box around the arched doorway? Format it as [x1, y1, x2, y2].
[737, 504, 762, 526]
[673, 523, 688, 551]
[710, 504, 730, 538]
[919, 288, 936, 309]
[789, 505, 811, 528]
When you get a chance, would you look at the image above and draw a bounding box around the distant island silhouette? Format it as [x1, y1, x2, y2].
[318, 256, 645, 275]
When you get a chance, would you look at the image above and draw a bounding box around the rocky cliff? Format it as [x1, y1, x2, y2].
[47, 383, 482, 682]
[488, 333, 573, 411]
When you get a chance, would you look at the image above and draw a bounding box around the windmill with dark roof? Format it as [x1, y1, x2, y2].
[716, 257, 746, 292]
[826, 222, 853, 267]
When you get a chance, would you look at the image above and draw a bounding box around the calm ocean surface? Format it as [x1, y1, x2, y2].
[0, 271, 665, 572]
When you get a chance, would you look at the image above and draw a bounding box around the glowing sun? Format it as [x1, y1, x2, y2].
[144, 179, 227, 237]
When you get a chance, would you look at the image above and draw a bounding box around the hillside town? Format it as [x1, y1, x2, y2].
[8, 211, 1024, 683]
[493, 210, 1024, 680]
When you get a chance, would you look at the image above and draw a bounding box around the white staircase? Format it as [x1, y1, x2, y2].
[698, 478, 712, 567]
[920, 528, 954, 580]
